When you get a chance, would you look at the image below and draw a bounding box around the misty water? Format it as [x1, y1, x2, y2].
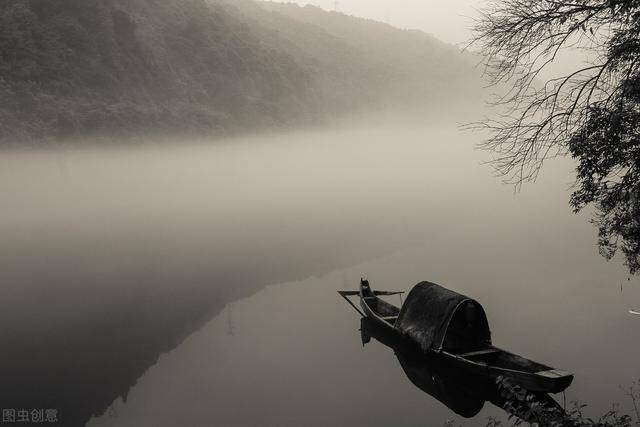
[1, 115, 638, 426]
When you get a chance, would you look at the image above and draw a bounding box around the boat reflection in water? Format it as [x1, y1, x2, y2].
[359, 317, 564, 421]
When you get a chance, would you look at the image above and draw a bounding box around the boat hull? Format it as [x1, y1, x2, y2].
[359, 281, 399, 331]
[355, 280, 573, 394]
[443, 352, 574, 394]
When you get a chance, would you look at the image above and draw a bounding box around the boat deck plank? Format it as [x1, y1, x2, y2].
[458, 348, 500, 358]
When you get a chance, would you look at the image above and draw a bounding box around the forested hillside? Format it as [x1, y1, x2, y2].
[228, 1, 483, 109]
[0, 0, 483, 145]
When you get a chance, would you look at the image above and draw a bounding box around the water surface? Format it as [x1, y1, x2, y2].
[0, 117, 637, 426]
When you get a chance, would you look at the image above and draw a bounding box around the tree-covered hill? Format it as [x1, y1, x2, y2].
[0, 0, 483, 145]
[242, 1, 481, 102]
[0, 0, 320, 145]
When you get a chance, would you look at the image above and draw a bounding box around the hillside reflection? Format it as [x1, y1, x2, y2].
[0, 245, 405, 427]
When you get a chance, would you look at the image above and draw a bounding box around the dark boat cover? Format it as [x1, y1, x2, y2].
[395, 281, 491, 353]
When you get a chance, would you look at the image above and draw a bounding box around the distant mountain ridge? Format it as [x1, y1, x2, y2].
[0, 0, 483, 145]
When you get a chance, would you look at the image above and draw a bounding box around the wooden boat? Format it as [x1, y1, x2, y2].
[339, 279, 574, 394]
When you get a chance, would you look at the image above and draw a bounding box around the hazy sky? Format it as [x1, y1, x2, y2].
[270, 0, 485, 45]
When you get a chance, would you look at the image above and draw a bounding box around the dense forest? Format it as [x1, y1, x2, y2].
[0, 0, 483, 145]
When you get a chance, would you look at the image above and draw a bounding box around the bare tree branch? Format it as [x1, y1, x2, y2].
[468, 0, 640, 273]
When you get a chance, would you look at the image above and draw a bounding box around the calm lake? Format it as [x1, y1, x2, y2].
[0, 115, 638, 426]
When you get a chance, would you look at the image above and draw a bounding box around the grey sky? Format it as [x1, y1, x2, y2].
[269, 0, 486, 45]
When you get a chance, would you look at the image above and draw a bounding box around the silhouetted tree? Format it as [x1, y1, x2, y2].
[471, 0, 640, 273]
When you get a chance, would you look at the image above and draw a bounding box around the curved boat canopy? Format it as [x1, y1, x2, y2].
[395, 282, 492, 353]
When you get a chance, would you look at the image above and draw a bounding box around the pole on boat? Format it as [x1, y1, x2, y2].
[337, 291, 365, 317]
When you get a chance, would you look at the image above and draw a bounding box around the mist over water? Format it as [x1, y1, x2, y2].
[2, 0, 638, 425]
[1, 114, 638, 426]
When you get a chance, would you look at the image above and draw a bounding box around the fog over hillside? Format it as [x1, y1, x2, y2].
[224, 1, 484, 109]
[2, 1, 640, 427]
[0, 0, 484, 146]
[267, 0, 482, 44]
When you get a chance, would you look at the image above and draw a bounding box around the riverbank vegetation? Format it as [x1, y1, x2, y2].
[483, 378, 640, 427]
[471, 0, 640, 275]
